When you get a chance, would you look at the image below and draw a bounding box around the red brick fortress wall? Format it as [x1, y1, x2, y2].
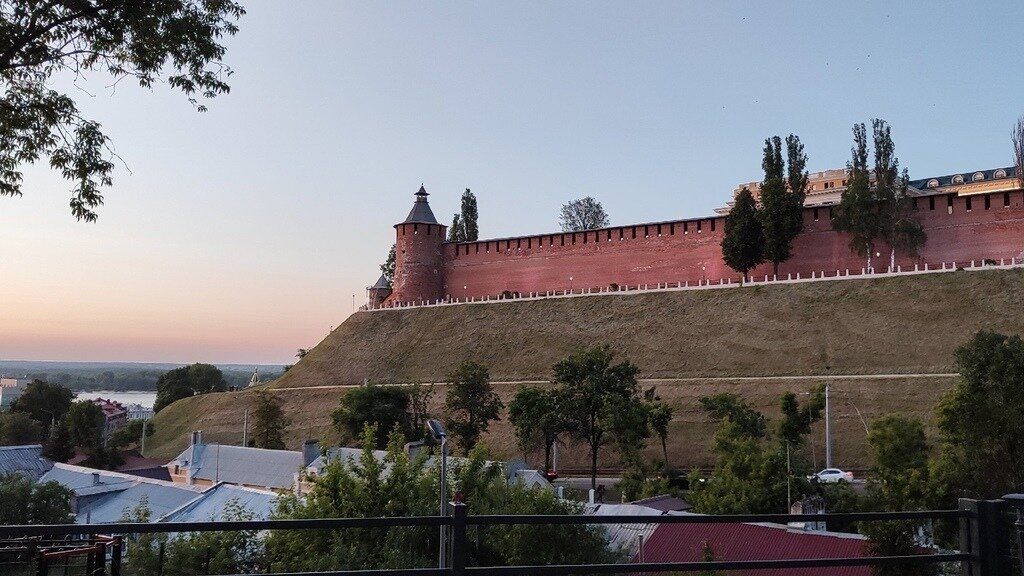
[436, 190, 1024, 301]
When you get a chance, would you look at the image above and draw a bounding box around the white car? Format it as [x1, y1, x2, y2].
[812, 468, 854, 483]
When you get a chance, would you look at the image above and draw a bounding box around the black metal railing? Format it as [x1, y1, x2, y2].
[2, 497, 1022, 576]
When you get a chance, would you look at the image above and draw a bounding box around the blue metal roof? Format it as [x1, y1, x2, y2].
[171, 443, 303, 490]
[0, 445, 52, 480]
[160, 483, 278, 522]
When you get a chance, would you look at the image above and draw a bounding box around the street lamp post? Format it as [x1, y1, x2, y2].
[427, 419, 449, 569]
[824, 365, 832, 469]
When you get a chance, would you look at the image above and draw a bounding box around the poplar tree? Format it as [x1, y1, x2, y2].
[832, 123, 881, 270]
[873, 120, 925, 270]
[461, 189, 479, 241]
[448, 214, 465, 242]
[1012, 116, 1023, 189]
[251, 390, 289, 450]
[721, 187, 764, 281]
[758, 135, 808, 278]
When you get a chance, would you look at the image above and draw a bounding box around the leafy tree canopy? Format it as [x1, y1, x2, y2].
[380, 244, 396, 288]
[0, 474, 74, 525]
[934, 330, 1024, 499]
[154, 363, 227, 412]
[559, 197, 609, 232]
[444, 361, 503, 455]
[720, 186, 764, 279]
[250, 390, 289, 450]
[507, 385, 570, 472]
[10, 379, 74, 436]
[0, 411, 41, 445]
[332, 383, 419, 448]
[0, 0, 245, 220]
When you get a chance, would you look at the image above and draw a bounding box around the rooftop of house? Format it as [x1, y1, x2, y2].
[170, 442, 312, 490]
[640, 519, 870, 576]
[40, 462, 277, 524]
[0, 444, 52, 480]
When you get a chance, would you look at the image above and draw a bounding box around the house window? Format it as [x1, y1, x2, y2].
[972, 172, 985, 182]
[994, 169, 1007, 179]
[952, 175, 965, 185]
[842, 180, 847, 186]
[927, 179, 940, 188]
[965, 196, 972, 211]
[813, 208, 819, 221]
[984, 194, 991, 210]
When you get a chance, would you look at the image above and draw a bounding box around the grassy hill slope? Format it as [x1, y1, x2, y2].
[277, 268, 1024, 386]
[146, 269, 1024, 468]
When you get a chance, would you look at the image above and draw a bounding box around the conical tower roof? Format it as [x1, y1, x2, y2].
[401, 185, 439, 225]
[368, 274, 391, 291]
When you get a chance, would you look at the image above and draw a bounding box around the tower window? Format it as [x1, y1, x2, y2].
[670, 223, 675, 235]
[583, 232, 588, 244]
[697, 220, 702, 232]
[984, 194, 991, 210]
[607, 229, 612, 241]
[413, 224, 418, 233]
[1005, 192, 1011, 207]
[657, 224, 662, 236]
[571, 234, 576, 245]
[965, 196, 972, 211]
[644, 225, 649, 238]
[560, 235, 565, 246]
[948, 194, 954, 208]
[813, 208, 819, 221]
[929, 196, 935, 210]
[710, 219, 716, 232]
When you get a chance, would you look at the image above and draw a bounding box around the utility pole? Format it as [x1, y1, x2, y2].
[242, 409, 249, 447]
[824, 383, 832, 469]
[140, 419, 146, 457]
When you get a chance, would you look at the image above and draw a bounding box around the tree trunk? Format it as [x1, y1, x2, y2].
[772, 261, 779, 279]
[590, 444, 599, 491]
[543, 441, 552, 473]
[661, 436, 668, 468]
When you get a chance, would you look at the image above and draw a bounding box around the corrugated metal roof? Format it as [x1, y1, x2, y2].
[585, 503, 663, 558]
[80, 482, 201, 524]
[630, 494, 692, 512]
[0, 445, 52, 480]
[640, 519, 871, 576]
[160, 483, 278, 523]
[172, 444, 303, 490]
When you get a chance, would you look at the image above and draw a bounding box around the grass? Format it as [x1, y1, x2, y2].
[147, 269, 1024, 469]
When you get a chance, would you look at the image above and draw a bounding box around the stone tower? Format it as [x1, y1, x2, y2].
[389, 185, 447, 303]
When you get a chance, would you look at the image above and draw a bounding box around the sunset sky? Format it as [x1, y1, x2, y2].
[2, 1, 1023, 365]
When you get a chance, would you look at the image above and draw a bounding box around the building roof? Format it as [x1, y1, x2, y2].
[908, 166, 1018, 190]
[160, 482, 278, 522]
[171, 443, 304, 490]
[585, 503, 665, 557]
[640, 520, 870, 576]
[630, 494, 692, 512]
[369, 274, 392, 291]
[401, 185, 439, 225]
[0, 444, 52, 480]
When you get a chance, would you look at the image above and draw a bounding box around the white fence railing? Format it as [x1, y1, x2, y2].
[364, 257, 1023, 312]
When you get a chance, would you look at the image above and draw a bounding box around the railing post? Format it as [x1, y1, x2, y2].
[451, 502, 468, 575]
[110, 536, 122, 576]
[960, 498, 1006, 576]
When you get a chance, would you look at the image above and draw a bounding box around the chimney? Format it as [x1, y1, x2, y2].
[190, 430, 202, 446]
[302, 440, 319, 466]
[92, 472, 100, 486]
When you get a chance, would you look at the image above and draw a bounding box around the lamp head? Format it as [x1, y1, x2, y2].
[427, 419, 447, 440]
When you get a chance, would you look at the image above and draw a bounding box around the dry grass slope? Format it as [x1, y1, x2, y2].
[146, 269, 1023, 468]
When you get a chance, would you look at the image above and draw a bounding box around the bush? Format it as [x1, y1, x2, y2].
[608, 283, 619, 291]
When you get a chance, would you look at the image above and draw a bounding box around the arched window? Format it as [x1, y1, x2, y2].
[972, 172, 985, 182]
[927, 179, 940, 188]
[994, 169, 1007, 179]
[951, 175, 965, 185]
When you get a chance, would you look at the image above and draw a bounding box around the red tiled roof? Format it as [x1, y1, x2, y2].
[640, 521, 871, 576]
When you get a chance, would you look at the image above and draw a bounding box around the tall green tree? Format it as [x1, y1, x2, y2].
[10, 380, 74, 437]
[832, 123, 881, 269]
[333, 383, 414, 448]
[154, 363, 227, 413]
[559, 197, 609, 231]
[380, 244, 396, 287]
[872, 120, 925, 270]
[720, 187, 764, 281]
[1014, 116, 1024, 189]
[776, 385, 825, 447]
[0, 1, 245, 221]
[758, 135, 809, 278]
[461, 188, 479, 241]
[447, 213, 465, 242]
[444, 361, 503, 455]
[555, 345, 642, 489]
[699, 393, 767, 439]
[648, 401, 673, 466]
[508, 386, 569, 473]
[934, 330, 1024, 499]
[251, 390, 289, 449]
